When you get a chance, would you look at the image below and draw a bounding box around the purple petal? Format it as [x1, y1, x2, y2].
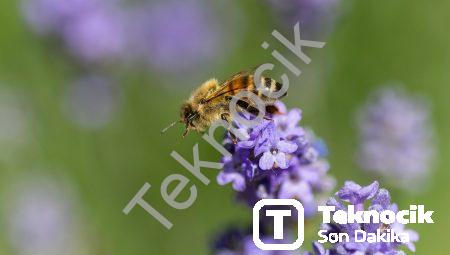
[264, 123, 279, 144]
[365, 204, 383, 233]
[312, 242, 327, 255]
[326, 197, 345, 211]
[217, 171, 246, 192]
[279, 180, 311, 199]
[287, 108, 302, 125]
[371, 188, 391, 209]
[277, 140, 298, 153]
[344, 181, 362, 192]
[238, 139, 255, 148]
[337, 181, 379, 204]
[389, 203, 398, 213]
[274, 101, 287, 113]
[404, 230, 419, 251]
[289, 127, 306, 137]
[259, 152, 275, 170]
[359, 181, 379, 200]
[336, 181, 361, 201]
[275, 152, 288, 169]
[254, 140, 270, 156]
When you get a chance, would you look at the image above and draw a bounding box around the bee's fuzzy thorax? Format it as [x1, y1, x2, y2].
[189, 78, 219, 101]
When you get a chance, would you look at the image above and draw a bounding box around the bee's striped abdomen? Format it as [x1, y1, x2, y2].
[256, 76, 286, 99]
[227, 75, 255, 96]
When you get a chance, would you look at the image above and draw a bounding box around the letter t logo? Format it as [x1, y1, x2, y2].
[253, 199, 304, 251]
[266, 209, 291, 239]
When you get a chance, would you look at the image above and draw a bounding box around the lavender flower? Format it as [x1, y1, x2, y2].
[217, 102, 334, 217]
[6, 175, 83, 255]
[20, 0, 93, 34]
[21, 0, 236, 68]
[356, 87, 435, 190]
[61, 3, 127, 63]
[266, 0, 341, 38]
[62, 75, 121, 130]
[20, 0, 127, 63]
[305, 181, 419, 255]
[129, 0, 221, 73]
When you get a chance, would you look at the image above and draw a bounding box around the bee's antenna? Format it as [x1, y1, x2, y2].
[161, 121, 179, 134]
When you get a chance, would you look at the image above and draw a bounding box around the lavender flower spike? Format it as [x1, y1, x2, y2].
[6, 175, 84, 255]
[217, 102, 335, 217]
[356, 86, 435, 191]
[304, 181, 419, 255]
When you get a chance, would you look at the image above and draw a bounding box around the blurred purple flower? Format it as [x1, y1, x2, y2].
[21, 0, 127, 63]
[62, 75, 121, 130]
[304, 181, 419, 255]
[20, 0, 238, 69]
[266, 0, 341, 38]
[130, 0, 221, 73]
[6, 175, 81, 255]
[62, 3, 127, 63]
[217, 102, 334, 217]
[20, 0, 93, 34]
[356, 87, 435, 190]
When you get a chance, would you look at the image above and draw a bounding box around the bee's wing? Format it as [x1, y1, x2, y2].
[203, 70, 254, 103]
[205, 63, 276, 103]
[205, 73, 286, 103]
[204, 74, 283, 118]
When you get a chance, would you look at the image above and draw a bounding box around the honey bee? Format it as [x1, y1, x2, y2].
[161, 70, 287, 138]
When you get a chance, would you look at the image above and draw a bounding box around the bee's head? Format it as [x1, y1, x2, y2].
[180, 102, 198, 137]
[161, 102, 198, 137]
[180, 102, 193, 123]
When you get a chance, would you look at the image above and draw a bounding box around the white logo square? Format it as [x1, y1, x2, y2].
[253, 199, 304, 251]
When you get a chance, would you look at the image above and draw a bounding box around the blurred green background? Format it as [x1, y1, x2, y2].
[0, 0, 448, 254]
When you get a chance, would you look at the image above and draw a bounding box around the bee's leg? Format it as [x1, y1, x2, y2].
[220, 113, 231, 123]
[236, 99, 272, 120]
[230, 134, 238, 144]
[182, 124, 189, 138]
[221, 113, 238, 144]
